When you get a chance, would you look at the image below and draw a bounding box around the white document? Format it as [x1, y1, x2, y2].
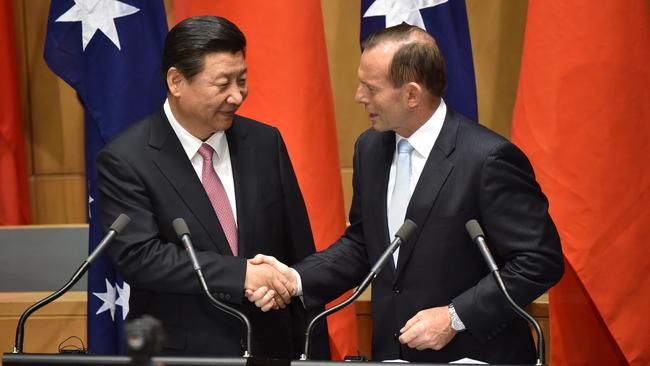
[380, 357, 487, 364]
[450, 358, 487, 364]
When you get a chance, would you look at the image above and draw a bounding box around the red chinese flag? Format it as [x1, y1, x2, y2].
[511, 1, 650, 365]
[173, 1, 358, 359]
[0, 0, 31, 225]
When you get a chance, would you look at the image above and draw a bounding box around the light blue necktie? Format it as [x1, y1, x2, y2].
[388, 139, 414, 266]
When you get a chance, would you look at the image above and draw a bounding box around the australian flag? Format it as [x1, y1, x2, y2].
[361, 0, 478, 121]
[44, 0, 167, 354]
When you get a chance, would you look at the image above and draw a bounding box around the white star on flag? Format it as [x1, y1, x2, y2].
[94, 278, 131, 321]
[363, 0, 449, 30]
[93, 278, 116, 321]
[55, 0, 140, 51]
[115, 281, 131, 320]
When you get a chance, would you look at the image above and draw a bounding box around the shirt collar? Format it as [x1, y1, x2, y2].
[395, 99, 447, 159]
[164, 98, 228, 161]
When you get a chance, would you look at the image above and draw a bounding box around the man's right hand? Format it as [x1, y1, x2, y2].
[245, 255, 297, 311]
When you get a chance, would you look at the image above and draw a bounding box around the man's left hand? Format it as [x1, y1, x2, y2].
[398, 306, 457, 351]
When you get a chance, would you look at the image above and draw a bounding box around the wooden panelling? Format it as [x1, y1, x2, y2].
[12, 0, 84, 225]
[21, 0, 85, 176]
[529, 293, 550, 363]
[30, 175, 86, 224]
[0, 292, 87, 355]
[340, 168, 353, 221]
[355, 301, 373, 359]
[321, 1, 369, 169]
[466, 0, 528, 138]
[12, 0, 33, 177]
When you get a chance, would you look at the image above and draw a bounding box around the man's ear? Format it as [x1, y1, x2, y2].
[404, 82, 423, 108]
[166, 67, 185, 97]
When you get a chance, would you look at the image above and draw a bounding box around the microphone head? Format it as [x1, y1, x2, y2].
[172, 218, 191, 238]
[465, 219, 485, 241]
[395, 219, 418, 242]
[110, 214, 132, 234]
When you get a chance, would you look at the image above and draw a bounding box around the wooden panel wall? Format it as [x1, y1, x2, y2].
[12, 0, 528, 224]
[0, 292, 87, 355]
[13, 0, 86, 225]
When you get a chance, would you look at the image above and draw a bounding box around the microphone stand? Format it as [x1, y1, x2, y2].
[491, 271, 545, 366]
[14, 261, 88, 353]
[300, 271, 370, 361]
[300, 219, 417, 360]
[465, 219, 545, 366]
[173, 218, 252, 358]
[194, 265, 252, 358]
[14, 214, 131, 353]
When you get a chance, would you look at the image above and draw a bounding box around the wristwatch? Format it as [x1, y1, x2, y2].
[448, 304, 466, 332]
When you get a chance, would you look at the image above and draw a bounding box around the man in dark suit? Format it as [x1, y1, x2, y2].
[248, 24, 564, 363]
[97, 16, 328, 358]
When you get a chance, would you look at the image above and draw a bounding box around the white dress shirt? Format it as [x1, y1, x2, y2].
[387, 99, 446, 264]
[163, 99, 237, 224]
[294, 100, 448, 295]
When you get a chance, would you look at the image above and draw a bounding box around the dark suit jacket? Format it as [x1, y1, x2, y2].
[97, 109, 329, 358]
[294, 109, 563, 363]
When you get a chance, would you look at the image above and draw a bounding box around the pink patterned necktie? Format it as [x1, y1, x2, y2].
[197, 143, 238, 256]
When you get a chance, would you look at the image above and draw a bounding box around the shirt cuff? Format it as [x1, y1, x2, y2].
[291, 268, 306, 308]
[291, 268, 303, 296]
[449, 303, 466, 331]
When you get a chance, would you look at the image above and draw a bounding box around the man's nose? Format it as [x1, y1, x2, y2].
[354, 85, 366, 104]
[226, 85, 245, 105]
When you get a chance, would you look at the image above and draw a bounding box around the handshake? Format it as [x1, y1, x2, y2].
[243, 254, 297, 312]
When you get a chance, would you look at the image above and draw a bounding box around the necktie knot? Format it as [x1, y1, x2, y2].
[198, 143, 214, 162]
[398, 139, 414, 155]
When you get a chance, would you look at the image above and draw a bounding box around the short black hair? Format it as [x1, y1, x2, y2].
[362, 23, 447, 97]
[162, 16, 246, 89]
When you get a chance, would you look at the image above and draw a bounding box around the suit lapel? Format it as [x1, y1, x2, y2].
[370, 132, 397, 275]
[396, 111, 459, 275]
[148, 109, 233, 255]
[226, 117, 256, 258]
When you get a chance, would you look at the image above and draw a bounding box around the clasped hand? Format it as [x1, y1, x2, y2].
[244, 254, 297, 311]
[245, 256, 457, 351]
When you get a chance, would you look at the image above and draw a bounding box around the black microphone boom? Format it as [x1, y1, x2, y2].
[172, 218, 252, 358]
[465, 219, 546, 366]
[13, 213, 131, 354]
[300, 219, 418, 360]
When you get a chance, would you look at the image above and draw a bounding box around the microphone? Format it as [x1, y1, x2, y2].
[465, 219, 545, 366]
[13, 213, 131, 353]
[172, 218, 252, 358]
[300, 219, 418, 360]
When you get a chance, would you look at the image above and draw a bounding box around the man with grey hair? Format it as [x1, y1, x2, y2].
[249, 24, 563, 363]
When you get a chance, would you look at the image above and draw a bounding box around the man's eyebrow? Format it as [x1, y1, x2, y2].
[211, 67, 248, 80]
[361, 80, 376, 88]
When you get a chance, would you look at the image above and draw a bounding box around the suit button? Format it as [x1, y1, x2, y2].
[218, 293, 225, 299]
[225, 294, 231, 301]
[393, 285, 401, 294]
[393, 333, 399, 341]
